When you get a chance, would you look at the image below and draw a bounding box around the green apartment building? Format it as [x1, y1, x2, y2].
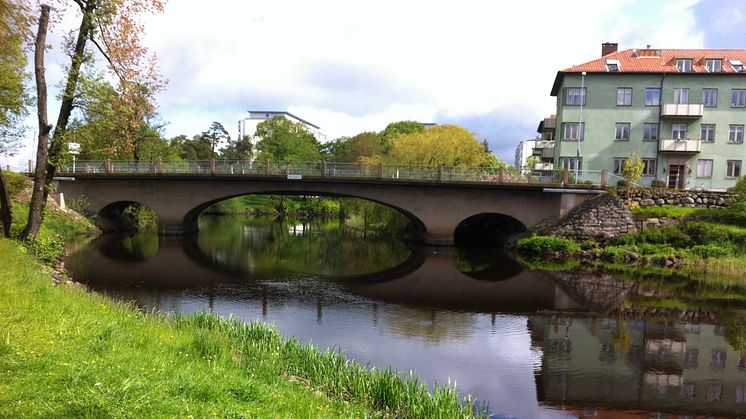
[550, 43, 746, 190]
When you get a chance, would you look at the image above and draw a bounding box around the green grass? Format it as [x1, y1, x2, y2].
[630, 205, 724, 219]
[0, 238, 478, 418]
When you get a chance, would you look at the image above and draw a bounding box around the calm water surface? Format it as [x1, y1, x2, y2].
[65, 216, 746, 418]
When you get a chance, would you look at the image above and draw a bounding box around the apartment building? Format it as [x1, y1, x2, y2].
[550, 43, 746, 190]
[237, 111, 323, 142]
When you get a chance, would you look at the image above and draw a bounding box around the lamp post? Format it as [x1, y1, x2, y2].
[576, 71, 586, 182]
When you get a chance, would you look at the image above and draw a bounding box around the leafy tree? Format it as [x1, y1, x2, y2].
[221, 135, 252, 161]
[177, 134, 213, 160]
[525, 155, 541, 170]
[23, 0, 165, 240]
[320, 136, 349, 160]
[727, 176, 746, 221]
[379, 120, 425, 153]
[254, 116, 320, 162]
[336, 132, 382, 163]
[387, 124, 495, 167]
[0, 0, 31, 237]
[622, 151, 644, 185]
[201, 121, 229, 159]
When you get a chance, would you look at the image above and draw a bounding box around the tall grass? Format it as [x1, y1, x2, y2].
[0, 238, 481, 418]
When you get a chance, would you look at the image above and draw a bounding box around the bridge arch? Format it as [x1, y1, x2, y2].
[179, 190, 428, 240]
[453, 213, 527, 247]
[96, 201, 143, 233]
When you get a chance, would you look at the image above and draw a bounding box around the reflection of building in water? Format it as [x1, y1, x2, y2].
[529, 316, 746, 416]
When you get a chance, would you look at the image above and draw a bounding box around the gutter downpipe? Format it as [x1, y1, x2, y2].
[658, 73, 666, 186]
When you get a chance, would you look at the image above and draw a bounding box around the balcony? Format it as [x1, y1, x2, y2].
[531, 141, 555, 159]
[661, 103, 704, 119]
[533, 162, 554, 171]
[659, 138, 701, 153]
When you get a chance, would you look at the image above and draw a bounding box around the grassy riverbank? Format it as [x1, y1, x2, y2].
[0, 238, 476, 418]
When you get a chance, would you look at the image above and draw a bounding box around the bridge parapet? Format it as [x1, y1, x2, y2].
[57, 160, 612, 188]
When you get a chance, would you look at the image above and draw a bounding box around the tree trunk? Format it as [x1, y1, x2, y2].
[40, 1, 97, 206]
[0, 167, 11, 237]
[21, 4, 51, 240]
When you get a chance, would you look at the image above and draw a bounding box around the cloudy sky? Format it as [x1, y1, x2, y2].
[5, 0, 746, 169]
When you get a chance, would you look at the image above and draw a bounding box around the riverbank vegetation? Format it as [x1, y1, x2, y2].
[0, 238, 479, 418]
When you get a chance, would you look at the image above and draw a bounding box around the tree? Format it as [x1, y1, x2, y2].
[0, 0, 31, 237]
[221, 135, 253, 161]
[320, 136, 349, 160]
[23, 0, 165, 240]
[387, 124, 495, 167]
[201, 121, 229, 159]
[254, 116, 320, 162]
[379, 120, 425, 153]
[335, 132, 382, 163]
[622, 151, 644, 186]
[177, 134, 213, 160]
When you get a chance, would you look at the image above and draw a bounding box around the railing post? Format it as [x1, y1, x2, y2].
[106, 159, 112, 173]
[210, 159, 216, 174]
[378, 163, 384, 178]
[601, 170, 608, 188]
[438, 164, 443, 181]
[498, 167, 504, 184]
[321, 161, 327, 178]
[28, 160, 32, 174]
[264, 160, 270, 175]
[156, 159, 162, 174]
[562, 168, 569, 186]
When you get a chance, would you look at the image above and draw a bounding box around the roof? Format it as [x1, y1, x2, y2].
[551, 48, 746, 96]
[245, 111, 321, 129]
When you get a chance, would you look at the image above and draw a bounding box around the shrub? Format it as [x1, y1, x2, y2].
[613, 226, 693, 248]
[727, 175, 746, 220]
[516, 235, 580, 257]
[26, 235, 65, 266]
[601, 246, 632, 263]
[650, 179, 666, 188]
[687, 244, 734, 259]
[3, 171, 30, 199]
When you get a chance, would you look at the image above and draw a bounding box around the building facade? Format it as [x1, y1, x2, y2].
[237, 111, 323, 142]
[550, 43, 746, 190]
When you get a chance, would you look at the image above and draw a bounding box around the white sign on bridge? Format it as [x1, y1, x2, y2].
[287, 174, 302, 180]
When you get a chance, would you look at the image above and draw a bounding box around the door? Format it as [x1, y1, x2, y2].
[667, 165, 686, 189]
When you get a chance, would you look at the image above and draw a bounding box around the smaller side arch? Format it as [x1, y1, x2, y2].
[96, 201, 141, 233]
[454, 213, 527, 247]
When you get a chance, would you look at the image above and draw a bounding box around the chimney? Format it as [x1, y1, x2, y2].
[602, 42, 618, 57]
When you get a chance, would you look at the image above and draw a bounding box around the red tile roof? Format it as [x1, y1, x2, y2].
[563, 48, 746, 73]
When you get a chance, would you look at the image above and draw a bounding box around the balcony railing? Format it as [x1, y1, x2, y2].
[659, 138, 701, 153]
[53, 160, 610, 188]
[661, 103, 704, 118]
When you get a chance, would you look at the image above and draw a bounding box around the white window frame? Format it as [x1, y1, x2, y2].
[672, 124, 688, 140]
[700, 124, 715, 142]
[559, 157, 582, 171]
[642, 158, 656, 176]
[677, 59, 693, 72]
[617, 88, 632, 106]
[564, 87, 586, 106]
[563, 122, 584, 140]
[615, 122, 630, 140]
[645, 88, 660, 106]
[727, 160, 742, 178]
[697, 159, 713, 178]
[674, 88, 689, 105]
[643, 123, 659, 141]
[729, 124, 744, 143]
[705, 59, 722, 73]
[703, 88, 718, 107]
[612, 158, 625, 175]
[731, 89, 746, 108]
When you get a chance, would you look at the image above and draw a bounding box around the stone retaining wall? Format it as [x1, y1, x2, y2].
[537, 193, 637, 241]
[618, 189, 730, 208]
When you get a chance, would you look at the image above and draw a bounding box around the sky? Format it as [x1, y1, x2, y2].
[5, 0, 746, 170]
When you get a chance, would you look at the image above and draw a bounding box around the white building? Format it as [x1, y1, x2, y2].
[514, 139, 539, 170]
[237, 111, 323, 142]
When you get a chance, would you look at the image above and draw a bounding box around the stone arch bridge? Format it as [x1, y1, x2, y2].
[54, 162, 604, 245]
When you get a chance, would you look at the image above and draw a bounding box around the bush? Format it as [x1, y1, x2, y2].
[616, 179, 629, 187]
[601, 246, 632, 263]
[26, 235, 65, 266]
[650, 179, 666, 188]
[613, 226, 693, 248]
[516, 235, 580, 257]
[687, 244, 734, 259]
[727, 176, 746, 220]
[3, 171, 30, 199]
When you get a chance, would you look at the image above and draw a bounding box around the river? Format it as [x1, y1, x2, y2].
[65, 216, 746, 418]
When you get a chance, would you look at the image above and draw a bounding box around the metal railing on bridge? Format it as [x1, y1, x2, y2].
[56, 160, 611, 188]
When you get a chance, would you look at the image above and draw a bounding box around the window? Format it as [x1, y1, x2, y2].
[617, 88, 632, 106]
[703, 88, 718, 107]
[645, 88, 660, 106]
[727, 160, 742, 177]
[697, 159, 713, 177]
[674, 88, 689, 104]
[672, 124, 688, 140]
[642, 158, 656, 176]
[732, 89, 746, 107]
[613, 158, 625, 175]
[559, 157, 582, 171]
[705, 59, 722, 73]
[564, 87, 586, 106]
[606, 59, 620, 72]
[615, 122, 630, 140]
[730, 59, 744, 72]
[643, 123, 659, 141]
[676, 58, 693, 72]
[700, 124, 715, 142]
[729, 124, 744, 143]
[563, 122, 584, 140]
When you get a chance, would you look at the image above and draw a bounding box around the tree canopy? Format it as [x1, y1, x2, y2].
[387, 125, 493, 167]
[335, 132, 381, 163]
[254, 116, 320, 162]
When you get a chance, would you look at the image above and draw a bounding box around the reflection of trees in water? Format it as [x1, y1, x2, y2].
[379, 306, 478, 344]
[195, 216, 412, 277]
